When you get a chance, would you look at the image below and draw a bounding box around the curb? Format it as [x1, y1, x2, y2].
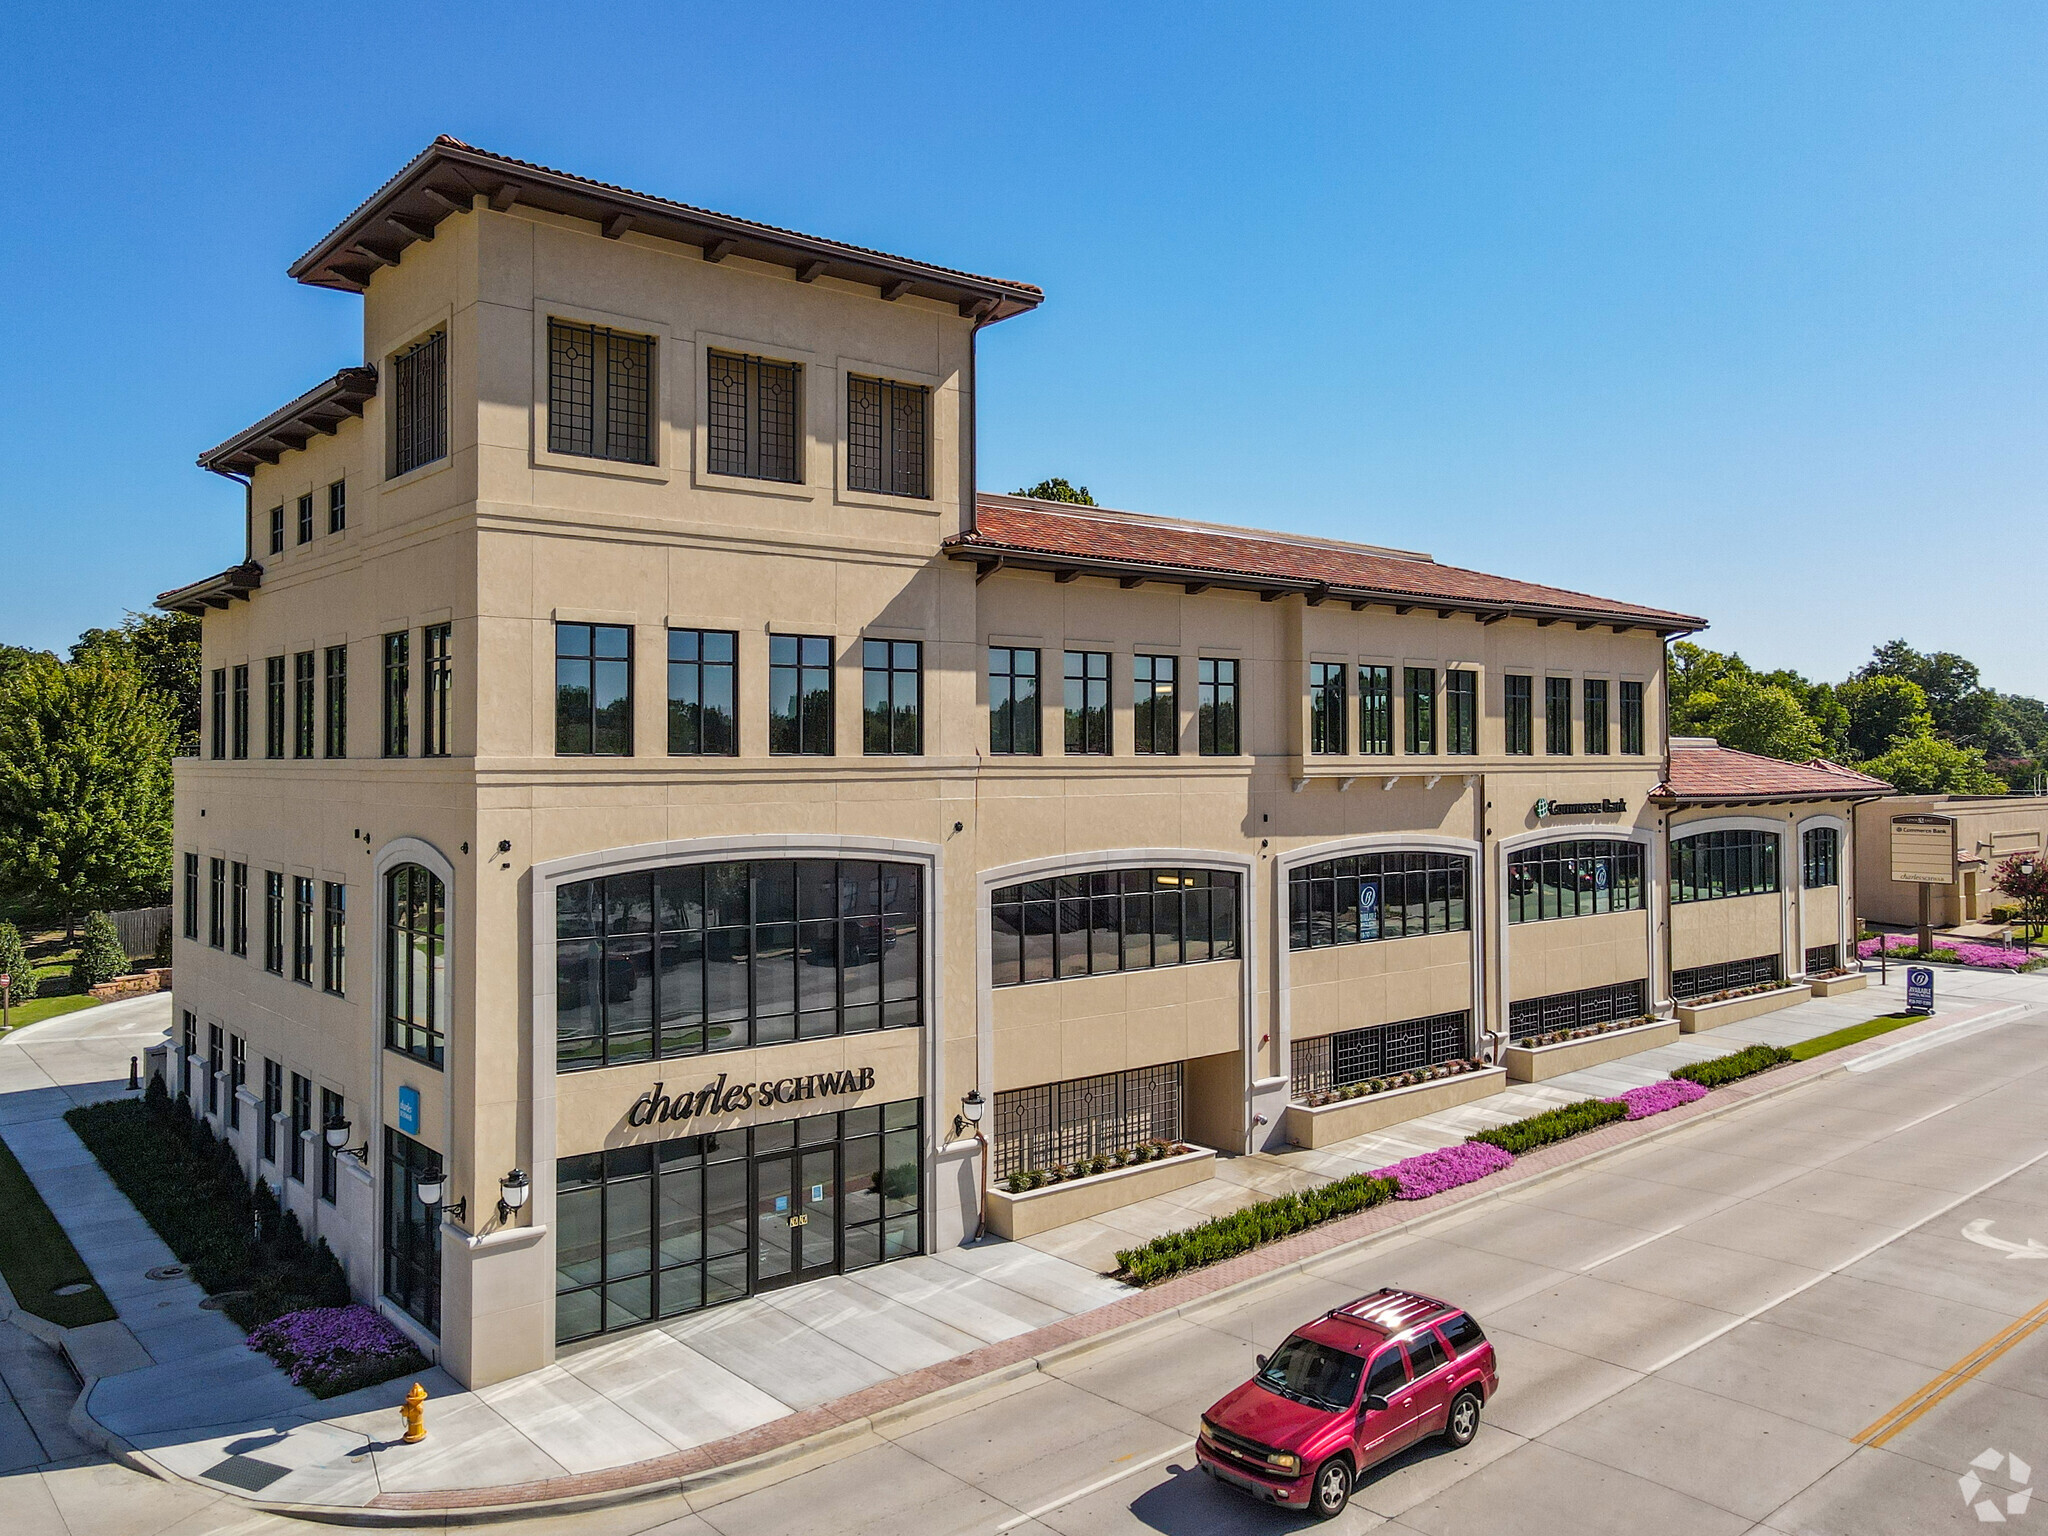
[88, 996, 2037, 1525]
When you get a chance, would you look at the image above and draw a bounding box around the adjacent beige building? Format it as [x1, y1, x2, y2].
[1854, 793, 2048, 927]
[157, 139, 1878, 1390]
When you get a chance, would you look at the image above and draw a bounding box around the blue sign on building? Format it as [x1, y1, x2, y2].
[1359, 878, 1380, 941]
[397, 1084, 421, 1136]
[1906, 966, 1935, 1014]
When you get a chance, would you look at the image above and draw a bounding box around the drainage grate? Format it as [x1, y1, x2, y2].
[144, 1265, 187, 1281]
[202, 1455, 290, 1493]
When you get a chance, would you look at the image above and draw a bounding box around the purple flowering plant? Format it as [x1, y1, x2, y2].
[1370, 1140, 1513, 1200]
[1858, 933, 2030, 971]
[1606, 1079, 1708, 1121]
[248, 1304, 428, 1399]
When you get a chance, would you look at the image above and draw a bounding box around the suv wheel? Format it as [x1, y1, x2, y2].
[1309, 1457, 1351, 1520]
[1443, 1389, 1481, 1448]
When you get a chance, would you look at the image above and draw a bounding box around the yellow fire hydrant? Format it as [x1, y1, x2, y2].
[400, 1381, 429, 1444]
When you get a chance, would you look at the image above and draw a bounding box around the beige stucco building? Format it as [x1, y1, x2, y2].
[156, 139, 1884, 1389]
[1854, 793, 2048, 927]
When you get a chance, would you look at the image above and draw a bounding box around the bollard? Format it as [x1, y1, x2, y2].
[129, 1055, 139, 1090]
[400, 1381, 428, 1443]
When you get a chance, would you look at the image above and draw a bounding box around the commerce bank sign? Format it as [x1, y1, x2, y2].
[626, 1067, 879, 1128]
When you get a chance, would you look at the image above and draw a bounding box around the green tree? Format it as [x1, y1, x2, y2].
[1012, 477, 1096, 505]
[0, 656, 175, 930]
[1688, 677, 1825, 762]
[1802, 681, 1851, 759]
[1995, 852, 2048, 935]
[1857, 734, 2005, 794]
[73, 910, 126, 989]
[71, 611, 202, 756]
[1837, 674, 1934, 760]
[0, 921, 35, 1003]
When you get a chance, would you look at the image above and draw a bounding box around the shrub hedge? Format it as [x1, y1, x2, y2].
[66, 1078, 349, 1330]
[1115, 1173, 1398, 1285]
[1670, 1043, 1794, 1089]
[1468, 1098, 1627, 1155]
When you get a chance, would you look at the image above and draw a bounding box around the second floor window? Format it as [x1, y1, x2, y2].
[1803, 826, 1840, 888]
[556, 623, 633, 756]
[297, 494, 313, 545]
[268, 506, 285, 555]
[1585, 679, 1610, 755]
[324, 645, 348, 758]
[1064, 650, 1110, 755]
[382, 633, 409, 758]
[322, 881, 347, 995]
[292, 876, 315, 984]
[231, 665, 250, 759]
[1360, 665, 1393, 755]
[548, 319, 655, 464]
[863, 640, 923, 755]
[230, 862, 249, 956]
[847, 375, 929, 499]
[1546, 677, 1572, 755]
[1446, 669, 1477, 755]
[208, 857, 226, 949]
[264, 656, 286, 758]
[1133, 655, 1178, 755]
[264, 871, 284, 973]
[210, 669, 226, 759]
[293, 652, 315, 758]
[988, 646, 1040, 755]
[769, 634, 833, 755]
[668, 629, 738, 756]
[1198, 658, 1239, 755]
[1405, 667, 1436, 755]
[422, 623, 452, 757]
[1505, 675, 1534, 755]
[1309, 663, 1346, 755]
[182, 853, 199, 939]
[386, 864, 446, 1067]
[393, 329, 448, 476]
[1620, 680, 1646, 755]
[328, 479, 347, 534]
[707, 351, 799, 482]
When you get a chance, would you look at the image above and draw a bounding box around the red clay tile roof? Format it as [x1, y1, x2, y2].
[1654, 740, 1893, 803]
[951, 496, 1706, 631]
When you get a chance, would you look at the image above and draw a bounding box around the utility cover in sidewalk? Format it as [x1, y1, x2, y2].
[52, 1282, 95, 1296]
[145, 1265, 186, 1281]
[202, 1454, 289, 1492]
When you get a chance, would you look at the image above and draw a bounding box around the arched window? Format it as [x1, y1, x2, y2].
[1671, 829, 1780, 904]
[386, 864, 446, 1066]
[1506, 839, 1645, 923]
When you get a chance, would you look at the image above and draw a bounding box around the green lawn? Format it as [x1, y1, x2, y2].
[0, 1132, 116, 1328]
[1788, 1012, 1931, 1062]
[1, 993, 101, 1034]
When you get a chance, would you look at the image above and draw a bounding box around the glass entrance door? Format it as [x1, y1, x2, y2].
[753, 1146, 838, 1291]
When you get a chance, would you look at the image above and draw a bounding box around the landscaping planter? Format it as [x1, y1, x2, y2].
[1808, 972, 1869, 999]
[87, 968, 170, 1002]
[1676, 985, 1806, 1033]
[1503, 1018, 1680, 1081]
[1283, 1068, 1507, 1149]
[986, 1146, 1215, 1240]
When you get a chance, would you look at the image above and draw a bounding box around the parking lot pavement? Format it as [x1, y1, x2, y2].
[670, 996, 2048, 1536]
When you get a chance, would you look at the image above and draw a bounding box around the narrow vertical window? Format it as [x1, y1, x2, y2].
[1358, 665, 1393, 755]
[1584, 679, 1610, 755]
[322, 881, 347, 995]
[268, 506, 284, 555]
[229, 1036, 244, 1127]
[1063, 650, 1110, 755]
[182, 853, 199, 939]
[863, 640, 923, 755]
[230, 862, 249, 956]
[1619, 680, 1645, 755]
[1198, 658, 1239, 756]
[769, 634, 834, 755]
[264, 872, 284, 974]
[421, 622, 452, 757]
[292, 876, 314, 985]
[706, 351, 799, 482]
[289, 1072, 311, 1181]
[382, 632, 410, 758]
[328, 479, 347, 534]
[264, 656, 286, 758]
[1133, 655, 1178, 756]
[988, 646, 1040, 755]
[1546, 677, 1573, 755]
[847, 375, 930, 498]
[385, 864, 446, 1067]
[667, 629, 738, 755]
[1405, 667, 1436, 755]
[231, 665, 250, 759]
[1446, 669, 1477, 755]
[324, 645, 348, 758]
[320, 1088, 344, 1201]
[262, 1059, 282, 1163]
[293, 651, 315, 758]
[1505, 675, 1534, 755]
[554, 623, 633, 756]
[1309, 663, 1347, 755]
[296, 494, 313, 546]
[208, 858, 226, 949]
[548, 319, 656, 464]
[393, 329, 448, 477]
[210, 668, 226, 759]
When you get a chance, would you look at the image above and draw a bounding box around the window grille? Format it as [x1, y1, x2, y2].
[1804, 942, 1841, 975]
[1290, 1012, 1470, 1096]
[1309, 663, 1346, 755]
[1287, 851, 1470, 950]
[992, 1064, 1183, 1176]
[1133, 655, 1177, 755]
[393, 330, 447, 476]
[1446, 670, 1477, 755]
[1405, 667, 1436, 754]
[1584, 679, 1610, 754]
[1198, 658, 1239, 755]
[990, 868, 1241, 987]
[1064, 651, 1110, 754]
[1505, 675, 1533, 755]
[548, 319, 655, 464]
[1507, 839, 1646, 923]
[1619, 680, 1645, 754]
[1802, 826, 1840, 888]
[847, 375, 929, 498]
[1507, 980, 1647, 1041]
[707, 351, 799, 482]
[1671, 953, 1780, 999]
[1671, 829, 1781, 903]
[989, 646, 1040, 755]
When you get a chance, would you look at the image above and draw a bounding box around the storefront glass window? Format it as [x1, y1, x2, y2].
[1506, 839, 1645, 923]
[1287, 851, 1470, 950]
[989, 868, 1240, 988]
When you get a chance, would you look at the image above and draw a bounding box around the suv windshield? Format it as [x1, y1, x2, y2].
[1257, 1335, 1365, 1412]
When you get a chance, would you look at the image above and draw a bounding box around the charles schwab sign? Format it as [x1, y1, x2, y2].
[627, 1067, 878, 1129]
[1535, 797, 1626, 817]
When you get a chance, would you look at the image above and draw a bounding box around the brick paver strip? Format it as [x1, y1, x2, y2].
[313, 1002, 2018, 1512]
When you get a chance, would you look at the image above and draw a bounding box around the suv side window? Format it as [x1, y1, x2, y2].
[1405, 1330, 1448, 1378]
[1440, 1313, 1486, 1355]
[1364, 1347, 1408, 1402]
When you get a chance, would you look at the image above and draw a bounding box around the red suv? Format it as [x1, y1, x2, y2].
[1196, 1288, 1498, 1520]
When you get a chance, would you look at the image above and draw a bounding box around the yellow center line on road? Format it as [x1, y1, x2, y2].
[1854, 1293, 2048, 1448]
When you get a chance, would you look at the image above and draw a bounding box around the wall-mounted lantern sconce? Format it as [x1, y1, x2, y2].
[498, 1168, 530, 1222]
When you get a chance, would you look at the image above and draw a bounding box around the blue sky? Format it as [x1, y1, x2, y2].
[2, 3, 2042, 694]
